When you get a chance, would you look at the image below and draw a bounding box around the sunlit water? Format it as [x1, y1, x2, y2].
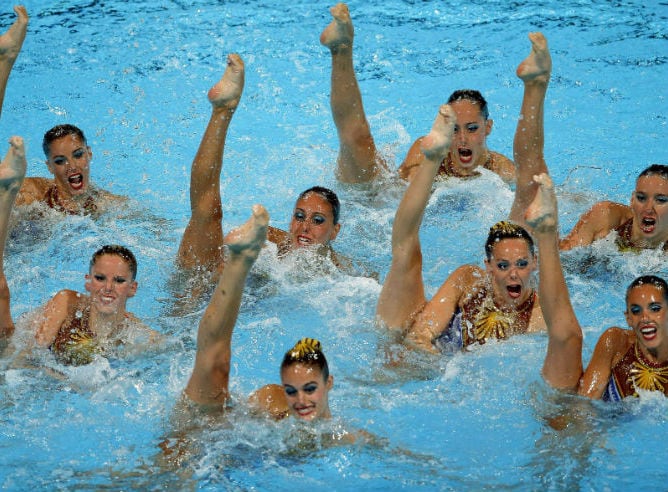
[1, 0, 667, 490]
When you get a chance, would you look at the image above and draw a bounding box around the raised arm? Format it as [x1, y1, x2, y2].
[184, 205, 268, 406]
[0, 136, 26, 342]
[177, 54, 244, 273]
[525, 173, 583, 390]
[376, 104, 455, 330]
[509, 32, 551, 225]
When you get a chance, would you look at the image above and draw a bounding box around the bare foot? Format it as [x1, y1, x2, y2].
[0, 6, 28, 63]
[420, 104, 456, 164]
[525, 173, 557, 232]
[226, 205, 269, 263]
[320, 3, 353, 50]
[516, 32, 551, 84]
[0, 136, 26, 193]
[208, 53, 244, 110]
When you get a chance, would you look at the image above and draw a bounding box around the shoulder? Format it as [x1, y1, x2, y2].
[248, 383, 289, 420]
[487, 151, 515, 183]
[598, 326, 633, 346]
[449, 264, 485, 285]
[16, 177, 52, 205]
[267, 225, 290, 246]
[587, 201, 631, 226]
[49, 289, 83, 306]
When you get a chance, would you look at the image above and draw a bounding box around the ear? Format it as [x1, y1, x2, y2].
[624, 308, 632, 327]
[84, 273, 92, 293]
[86, 146, 93, 161]
[326, 375, 334, 390]
[485, 118, 493, 136]
[45, 159, 55, 176]
[329, 223, 341, 242]
[127, 280, 138, 298]
[484, 257, 492, 275]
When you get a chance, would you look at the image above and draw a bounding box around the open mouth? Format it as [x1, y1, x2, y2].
[458, 148, 473, 163]
[507, 284, 522, 299]
[294, 406, 314, 417]
[296, 236, 312, 246]
[68, 173, 84, 190]
[641, 217, 656, 233]
[640, 325, 658, 341]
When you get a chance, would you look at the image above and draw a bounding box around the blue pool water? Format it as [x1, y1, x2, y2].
[1, 0, 667, 490]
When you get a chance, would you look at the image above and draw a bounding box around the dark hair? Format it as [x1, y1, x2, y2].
[637, 164, 668, 182]
[281, 338, 329, 381]
[42, 124, 88, 157]
[626, 275, 668, 304]
[89, 245, 138, 280]
[448, 89, 489, 120]
[297, 186, 340, 225]
[484, 221, 535, 260]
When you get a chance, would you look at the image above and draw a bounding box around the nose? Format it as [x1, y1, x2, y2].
[103, 278, 113, 292]
[296, 390, 307, 405]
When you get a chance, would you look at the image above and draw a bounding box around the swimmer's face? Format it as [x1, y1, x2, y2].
[448, 99, 492, 175]
[630, 175, 668, 246]
[625, 284, 668, 355]
[46, 134, 92, 197]
[281, 363, 333, 421]
[85, 254, 137, 316]
[485, 238, 536, 308]
[289, 192, 340, 249]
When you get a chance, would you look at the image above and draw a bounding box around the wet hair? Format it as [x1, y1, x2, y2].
[89, 245, 138, 281]
[448, 89, 489, 120]
[281, 338, 330, 381]
[42, 124, 88, 157]
[484, 221, 535, 260]
[626, 275, 668, 304]
[297, 186, 340, 225]
[637, 164, 668, 182]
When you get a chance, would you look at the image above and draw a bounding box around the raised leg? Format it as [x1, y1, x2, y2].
[0, 6, 28, 119]
[376, 105, 455, 330]
[0, 136, 27, 341]
[321, 3, 386, 183]
[177, 54, 244, 272]
[184, 205, 269, 405]
[509, 32, 551, 224]
[526, 173, 583, 390]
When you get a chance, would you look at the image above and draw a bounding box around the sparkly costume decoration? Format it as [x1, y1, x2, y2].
[439, 153, 495, 178]
[435, 287, 536, 351]
[603, 341, 668, 401]
[51, 305, 99, 366]
[45, 184, 98, 215]
[289, 338, 322, 359]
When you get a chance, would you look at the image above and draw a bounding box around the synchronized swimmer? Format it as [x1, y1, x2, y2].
[0, 0, 666, 463]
